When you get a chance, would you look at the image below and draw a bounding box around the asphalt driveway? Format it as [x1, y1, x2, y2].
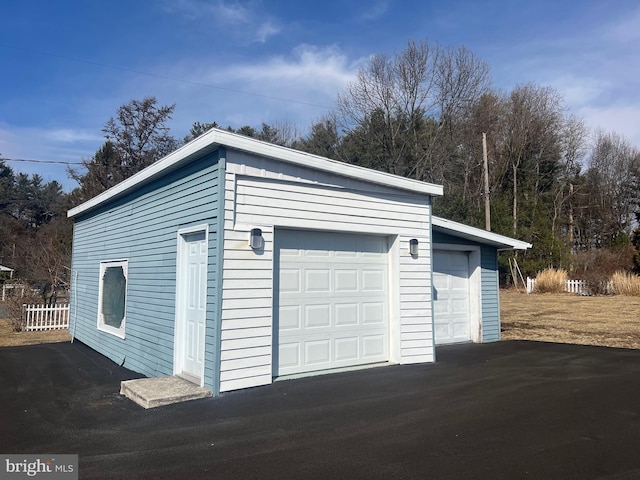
[1, 340, 640, 480]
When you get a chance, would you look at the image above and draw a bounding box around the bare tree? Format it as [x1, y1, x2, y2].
[267, 119, 300, 147]
[415, 44, 491, 184]
[552, 115, 589, 254]
[499, 84, 564, 235]
[581, 130, 640, 248]
[336, 39, 440, 178]
[435, 45, 491, 123]
[336, 39, 490, 186]
[103, 96, 178, 170]
[69, 97, 178, 203]
[450, 91, 505, 220]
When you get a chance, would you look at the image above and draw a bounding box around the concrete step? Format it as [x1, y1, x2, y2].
[120, 376, 212, 409]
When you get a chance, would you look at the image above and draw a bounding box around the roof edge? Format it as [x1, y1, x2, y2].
[432, 216, 532, 250]
[68, 132, 219, 218]
[68, 128, 443, 218]
[213, 129, 444, 196]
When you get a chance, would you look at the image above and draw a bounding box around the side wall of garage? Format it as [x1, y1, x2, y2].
[431, 231, 501, 343]
[70, 152, 222, 390]
[217, 149, 434, 392]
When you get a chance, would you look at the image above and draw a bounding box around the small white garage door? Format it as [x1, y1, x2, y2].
[433, 250, 471, 345]
[276, 230, 389, 376]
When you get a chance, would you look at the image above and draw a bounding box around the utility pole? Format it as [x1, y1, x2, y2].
[568, 183, 574, 254]
[482, 132, 491, 231]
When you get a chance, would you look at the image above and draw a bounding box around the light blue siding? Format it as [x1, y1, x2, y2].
[69, 152, 221, 391]
[432, 231, 501, 342]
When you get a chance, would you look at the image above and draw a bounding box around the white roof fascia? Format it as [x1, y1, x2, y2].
[0, 265, 13, 272]
[432, 216, 532, 251]
[69, 128, 443, 218]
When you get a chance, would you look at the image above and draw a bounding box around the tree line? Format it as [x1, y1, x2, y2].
[2, 39, 639, 294]
[0, 163, 71, 296]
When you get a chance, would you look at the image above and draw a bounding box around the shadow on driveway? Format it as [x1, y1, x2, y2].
[1, 340, 640, 479]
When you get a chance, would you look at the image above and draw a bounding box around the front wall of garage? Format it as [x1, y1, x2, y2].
[432, 231, 501, 343]
[218, 150, 434, 392]
[433, 249, 472, 344]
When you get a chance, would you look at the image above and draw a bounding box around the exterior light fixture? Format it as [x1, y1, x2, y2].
[249, 228, 263, 250]
[409, 238, 419, 256]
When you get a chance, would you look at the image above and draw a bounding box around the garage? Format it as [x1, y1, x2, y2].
[68, 127, 530, 396]
[433, 250, 471, 345]
[276, 229, 389, 376]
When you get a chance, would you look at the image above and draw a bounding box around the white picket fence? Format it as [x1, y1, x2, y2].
[2, 284, 25, 301]
[23, 303, 70, 331]
[1, 284, 42, 301]
[526, 277, 588, 295]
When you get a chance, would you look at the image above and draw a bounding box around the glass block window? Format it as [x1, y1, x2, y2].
[97, 260, 128, 338]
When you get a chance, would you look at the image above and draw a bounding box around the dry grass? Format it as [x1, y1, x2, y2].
[610, 271, 640, 297]
[533, 268, 568, 294]
[501, 289, 640, 349]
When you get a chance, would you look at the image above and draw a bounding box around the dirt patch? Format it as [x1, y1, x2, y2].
[0, 315, 71, 347]
[500, 289, 640, 349]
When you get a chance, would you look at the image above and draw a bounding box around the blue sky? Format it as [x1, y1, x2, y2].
[1, 0, 639, 191]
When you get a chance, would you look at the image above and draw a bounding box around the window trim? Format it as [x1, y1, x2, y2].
[97, 259, 128, 339]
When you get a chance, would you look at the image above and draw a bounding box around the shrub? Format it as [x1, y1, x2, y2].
[533, 268, 568, 294]
[573, 247, 635, 295]
[582, 270, 610, 296]
[3, 283, 42, 332]
[610, 271, 640, 297]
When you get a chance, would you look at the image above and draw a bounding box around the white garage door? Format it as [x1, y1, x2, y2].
[433, 250, 471, 345]
[276, 230, 389, 376]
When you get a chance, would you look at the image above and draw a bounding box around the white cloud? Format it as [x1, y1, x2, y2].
[223, 44, 355, 97]
[545, 11, 640, 147]
[544, 75, 606, 107]
[255, 21, 281, 44]
[0, 126, 101, 156]
[360, 0, 390, 21]
[163, 0, 249, 22]
[42, 129, 103, 144]
[486, 5, 640, 149]
[607, 7, 640, 43]
[579, 104, 640, 148]
[162, 0, 281, 44]
[0, 128, 14, 148]
[0, 125, 99, 190]
[525, 67, 640, 148]
[140, 44, 357, 136]
[209, 1, 252, 24]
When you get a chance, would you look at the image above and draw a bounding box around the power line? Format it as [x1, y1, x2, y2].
[1, 157, 83, 166]
[6, 45, 332, 110]
[2, 157, 162, 172]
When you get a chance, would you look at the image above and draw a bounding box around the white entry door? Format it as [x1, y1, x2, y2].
[433, 250, 471, 344]
[175, 230, 208, 384]
[276, 230, 389, 376]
